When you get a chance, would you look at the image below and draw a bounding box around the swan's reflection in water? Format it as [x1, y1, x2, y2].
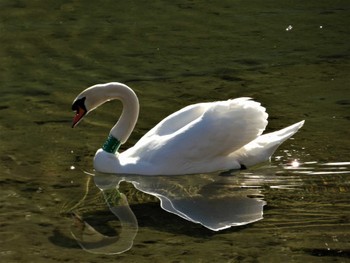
[69, 161, 350, 254]
[97, 172, 266, 230]
[71, 171, 266, 254]
[70, 187, 138, 255]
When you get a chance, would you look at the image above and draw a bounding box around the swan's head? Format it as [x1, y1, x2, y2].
[71, 84, 109, 128]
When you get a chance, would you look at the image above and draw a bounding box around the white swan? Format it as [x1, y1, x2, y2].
[72, 82, 304, 175]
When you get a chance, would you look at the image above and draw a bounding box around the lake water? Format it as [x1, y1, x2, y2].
[1, 0, 349, 262]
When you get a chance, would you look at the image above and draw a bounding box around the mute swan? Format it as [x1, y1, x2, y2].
[72, 82, 304, 175]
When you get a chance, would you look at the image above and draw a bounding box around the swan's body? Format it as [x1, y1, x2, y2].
[72, 82, 304, 175]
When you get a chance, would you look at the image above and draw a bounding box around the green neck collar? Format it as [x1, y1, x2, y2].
[102, 135, 121, 153]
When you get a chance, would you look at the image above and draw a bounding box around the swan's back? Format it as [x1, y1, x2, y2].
[122, 98, 268, 171]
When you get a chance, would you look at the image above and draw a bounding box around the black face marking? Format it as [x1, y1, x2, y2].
[72, 97, 87, 128]
[72, 97, 87, 112]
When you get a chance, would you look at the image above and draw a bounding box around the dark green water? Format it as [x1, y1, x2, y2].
[1, 0, 349, 262]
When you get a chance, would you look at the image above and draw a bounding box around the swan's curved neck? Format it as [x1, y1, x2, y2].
[97, 83, 139, 153]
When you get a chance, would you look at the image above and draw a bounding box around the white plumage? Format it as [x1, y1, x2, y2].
[72, 82, 304, 175]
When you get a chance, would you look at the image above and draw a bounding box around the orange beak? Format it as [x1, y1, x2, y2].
[72, 106, 86, 128]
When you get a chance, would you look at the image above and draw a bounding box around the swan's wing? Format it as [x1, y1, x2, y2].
[124, 98, 268, 162]
[233, 120, 305, 167]
[136, 102, 207, 141]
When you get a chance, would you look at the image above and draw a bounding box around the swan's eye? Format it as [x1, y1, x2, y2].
[72, 97, 87, 128]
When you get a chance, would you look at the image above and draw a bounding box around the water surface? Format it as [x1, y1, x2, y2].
[1, 0, 349, 262]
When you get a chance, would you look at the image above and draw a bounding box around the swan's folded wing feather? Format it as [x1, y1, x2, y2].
[124, 98, 268, 164]
[136, 103, 207, 140]
[233, 120, 305, 167]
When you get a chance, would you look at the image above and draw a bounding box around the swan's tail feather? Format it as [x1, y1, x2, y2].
[233, 120, 305, 167]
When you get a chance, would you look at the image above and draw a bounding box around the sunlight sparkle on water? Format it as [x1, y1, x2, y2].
[290, 159, 300, 168]
[285, 25, 293, 31]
